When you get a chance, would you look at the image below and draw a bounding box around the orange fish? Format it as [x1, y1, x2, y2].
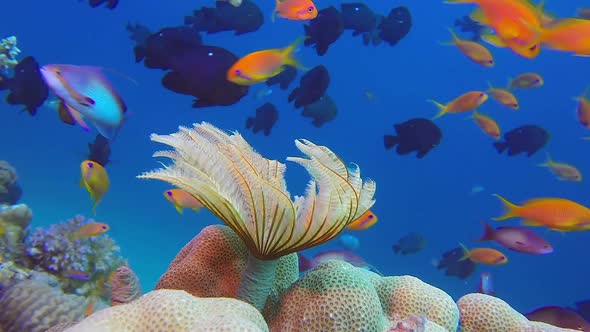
[541, 18, 590, 56]
[227, 37, 306, 86]
[73, 222, 109, 238]
[575, 88, 590, 129]
[84, 299, 94, 317]
[80, 160, 110, 215]
[451, 0, 543, 58]
[443, 28, 495, 67]
[488, 82, 519, 110]
[346, 210, 378, 230]
[508, 72, 543, 89]
[164, 189, 204, 214]
[459, 243, 508, 265]
[429, 91, 488, 119]
[493, 194, 590, 231]
[272, 0, 317, 22]
[538, 153, 582, 182]
[472, 111, 501, 139]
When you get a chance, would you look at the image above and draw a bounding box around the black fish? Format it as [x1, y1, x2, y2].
[246, 103, 278, 136]
[436, 247, 476, 280]
[303, 6, 344, 56]
[87, 0, 118, 9]
[133, 26, 202, 69]
[266, 65, 297, 90]
[160, 45, 248, 108]
[301, 95, 337, 127]
[87, 134, 112, 167]
[493, 125, 549, 157]
[576, 300, 590, 322]
[378, 6, 412, 46]
[126, 23, 154, 63]
[384, 118, 442, 158]
[288, 65, 330, 108]
[341, 3, 378, 36]
[392, 232, 426, 255]
[185, 0, 263, 36]
[0, 56, 48, 116]
[454, 16, 486, 42]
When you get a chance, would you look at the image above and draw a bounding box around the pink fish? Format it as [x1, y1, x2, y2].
[298, 250, 381, 274]
[477, 272, 494, 296]
[478, 222, 553, 255]
[40, 64, 126, 139]
[526, 306, 590, 331]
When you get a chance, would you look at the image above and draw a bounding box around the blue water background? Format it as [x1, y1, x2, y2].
[1, 0, 589, 314]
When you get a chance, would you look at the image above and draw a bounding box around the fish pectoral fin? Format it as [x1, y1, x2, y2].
[521, 219, 543, 226]
[65, 104, 90, 131]
[174, 204, 184, 214]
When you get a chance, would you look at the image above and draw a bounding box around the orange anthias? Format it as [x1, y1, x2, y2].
[493, 194, 590, 231]
[472, 111, 501, 139]
[542, 18, 590, 56]
[346, 210, 378, 230]
[272, 0, 318, 22]
[429, 91, 488, 119]
[459, 243, 508, 265]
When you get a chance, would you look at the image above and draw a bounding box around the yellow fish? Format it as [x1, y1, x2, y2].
[538, 153, 582, 182]
[80, 160, 110, 215]
[163, 189, 204, 214]
[346, 210, 378, 230]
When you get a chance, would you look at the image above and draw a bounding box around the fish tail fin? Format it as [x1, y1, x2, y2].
[271, 0, 279, 23]
[492, 141, 507, 153]
[491, 194, 521, 221]
[91, 201, 98, 216]
[246, 117, 254, 129]
[438, 27, 458, 46]
[582, 136, 590, 140]
[297, 252, 314, 272]
[383, 135, 398, 149]
[458, 243, 471, 261]
[282, 36, 309, 70]
[428, 99, 447, 119]
[537, 152, 552, 167]
[478, 222, 496, 242]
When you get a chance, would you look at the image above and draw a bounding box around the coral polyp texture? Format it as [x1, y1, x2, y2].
[0, 160, 23, 205]
[24, 214, 126, 299]
[63, 289, 270, 332]
[0, 203, 32, 264]
[0, 36, 20, 72]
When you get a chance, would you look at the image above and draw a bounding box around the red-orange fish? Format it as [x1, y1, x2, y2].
[429, 91, 488, 119]
[346, 210, 378, 230]
[73, 222, 109, 238]
[163, 189, 203, 214]
[459, 243, 508, 265]
[272, 0, 318, 22]
[541, 18, 590, 56]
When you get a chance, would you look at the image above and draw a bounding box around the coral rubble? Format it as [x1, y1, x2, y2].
[0, 36, 20, 72]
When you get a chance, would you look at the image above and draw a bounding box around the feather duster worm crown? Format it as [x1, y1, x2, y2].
[138, 122, 376, 260]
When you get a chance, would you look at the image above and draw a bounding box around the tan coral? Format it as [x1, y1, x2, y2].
[155, 224, 298, 299]
[65, 289, 269, 332]
[457, 293, 578, 332]
[110, 265, 142, 306]
[268, 260, 457, 332]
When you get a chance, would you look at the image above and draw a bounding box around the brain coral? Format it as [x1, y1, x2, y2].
[268, 260, 456, 332]
[155, 224, 298, 301]
[0, 203, 32, 264]
[64, 289, 270, 332]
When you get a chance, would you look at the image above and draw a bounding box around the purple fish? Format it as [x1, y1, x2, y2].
[477, 272, 495, 296]
[526, 306, 590, 331]
[66, 270, 91, 281]
[478, 222, 553, 255]
[298, 250, 378, 273]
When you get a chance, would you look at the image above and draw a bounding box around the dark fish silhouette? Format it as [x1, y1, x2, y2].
[132, 26, 203, 69]
[341, 3, 378, 37]
[392, 232, 426, 255]
[378, 7, 412, 46]
[303, 6, 344, 56]
[246, 103, 278, 136]
[454, 15, 486, 41]
[266, 65, 297, 90]
[384, 118, 442, 158]
[436, 247, 476, 280]
[526, 306, 590, 331]
[288, 65, 330, 108]
[87, 0, 118, 9]
[301, 95, 337, 127]
[493, 125, 549, 157]
[126, 23, 154, 63]
[0, 56, 48, 116]
[185, 0, 263, 36]
[87, 134, 112, 167]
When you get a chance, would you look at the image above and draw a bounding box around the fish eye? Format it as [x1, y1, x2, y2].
[87, 162, 94, 168]
[234, 69, 241, 75]
[308, 6, 315, 12]
[102, 225, 107, 229]
[479, 93, 485, 97]
[529, 44, 538, 51]
[368, 214, 374, 219]
[166, 191, 173, 196]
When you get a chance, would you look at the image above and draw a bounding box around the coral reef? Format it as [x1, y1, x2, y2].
[138, 121, 375, 310]
[0, 203, 32, 264]
[110, 265, 142, 306]
[155, 224, 298, 302]
[0, 161, 23, 205]
[24, 214, 126, 299]
[63, 289, 269, 332]
[0, 36, 20, 72]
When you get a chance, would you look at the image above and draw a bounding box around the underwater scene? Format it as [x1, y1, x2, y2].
[1, 0, 590, 330]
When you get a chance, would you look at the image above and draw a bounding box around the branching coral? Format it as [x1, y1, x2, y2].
[24, 214, 126, 300]
[138, 121, 376, 310]
[0, 160, 23, 205]
[0, 36, 20, 73]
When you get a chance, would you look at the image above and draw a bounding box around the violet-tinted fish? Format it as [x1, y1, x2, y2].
[478, 222, 553, 255]
[477, 272, 494, 296]
[67, 270, 91, 281]
[526, 306, 590, 331]
[298, 250, 381, 275]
